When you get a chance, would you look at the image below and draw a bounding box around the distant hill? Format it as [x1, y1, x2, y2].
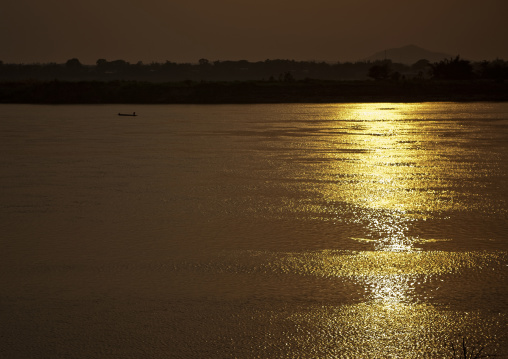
[364, 45, 452, 65]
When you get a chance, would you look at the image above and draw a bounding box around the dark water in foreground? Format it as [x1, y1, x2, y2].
[0, 103, 507, 358]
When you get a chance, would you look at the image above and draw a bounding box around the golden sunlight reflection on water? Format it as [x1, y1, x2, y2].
[179, 102, 507, 357]
[260, 103, 507, 356]
[285, 303, 505, 358]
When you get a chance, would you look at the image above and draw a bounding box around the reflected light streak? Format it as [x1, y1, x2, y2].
[364, 275, 414, 306]
[313, 104, 472, 241]
[331, 104, 439, 306]
[217, 103, 508, 356]
[317, 103, 470, 304]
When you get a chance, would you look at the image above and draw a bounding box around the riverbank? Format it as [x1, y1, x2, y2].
[1, 79, 507, 104]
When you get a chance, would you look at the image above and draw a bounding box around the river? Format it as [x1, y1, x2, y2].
[0, 103, 507, 358]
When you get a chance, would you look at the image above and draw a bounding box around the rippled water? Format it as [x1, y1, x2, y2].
[1, 103, 507, 358]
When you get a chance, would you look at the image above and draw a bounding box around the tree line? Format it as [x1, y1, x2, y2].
[0, 57, 507, 82]
[368, 57, 508, 82]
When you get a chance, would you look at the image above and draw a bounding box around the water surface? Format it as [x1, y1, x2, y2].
[0, 103, 507, 358]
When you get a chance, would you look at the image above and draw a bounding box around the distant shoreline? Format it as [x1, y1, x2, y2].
[1, 80, 507, 104]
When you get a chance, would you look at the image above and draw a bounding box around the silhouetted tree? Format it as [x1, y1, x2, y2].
[368, 61, 392, 80]
[409, 59, 431, 79]
[480, 59, 508, 82]
[65, 58, 82, 69]
[198, 58, 210, 66]
[411, 59, 430, 70]
[109, 59, 129, 69]
[283, 71, 295, 82]
[430, 56, 473, 80]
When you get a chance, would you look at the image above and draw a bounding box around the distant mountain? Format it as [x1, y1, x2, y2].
[364, 45, 452, 65]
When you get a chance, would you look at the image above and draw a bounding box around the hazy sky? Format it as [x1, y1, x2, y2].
[1, 0, 507, 64]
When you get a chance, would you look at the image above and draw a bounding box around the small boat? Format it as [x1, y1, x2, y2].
[118, 112, 137, 116]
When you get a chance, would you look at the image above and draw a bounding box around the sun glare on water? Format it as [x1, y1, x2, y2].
[263, 103, 507, 356]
